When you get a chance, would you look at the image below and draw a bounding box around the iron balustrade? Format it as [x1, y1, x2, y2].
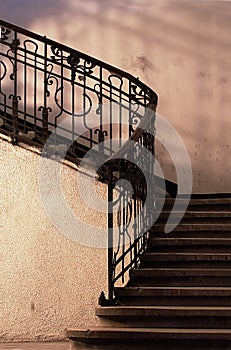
[0, 19, 158, 304]
[98, 105, 156, 304]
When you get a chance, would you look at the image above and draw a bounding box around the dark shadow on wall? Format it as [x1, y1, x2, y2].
[0, 0, 69, 24]
[2, 0, 231, 67]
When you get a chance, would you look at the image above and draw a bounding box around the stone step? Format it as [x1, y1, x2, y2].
[140, 252, 231, 268]
[148, 237, 231, 252]
[150, 230, 231, 238]
[163, 197, 231, 204]
[129, 268, 231, 286]
[155, 211, 231, 224]
[151, 224, 231, 234]
[115, 286, 231, 306]
[159, 211, 231, 218]
[96, 305, 231, 328]
[142, 252, 231, 261]
[96, 305, 231, 317]
[156, 198, 231, 212]
[67, 327, 231, 350]
[150, 237, 231, 245]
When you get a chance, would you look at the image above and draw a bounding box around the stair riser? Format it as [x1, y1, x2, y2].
[70, 339, 231, 350]
[158, 204, 231, 212]
[116, 296, 231, 306]
[151, 231, 231, 238]
[148, 245, 231, 253]
[156, 218, 231, 225]
[140, 261, 231, 268]
[97, 316, 231, 329]
[130, 277, 231, 287]
[152, 227, 231, 234]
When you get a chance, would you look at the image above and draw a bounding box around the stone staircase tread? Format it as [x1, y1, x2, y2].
[152, 224, 231, 232]
[66, 327, 231, 340]
[141, 253, 231, 261]
[115, 286, 231, 296]
[150, 237, 231, 245]
[159, 211, 231, 217]
[131, 268, 231, 277]
[96, 305, 231, 317]
[162, 198, 231, 205]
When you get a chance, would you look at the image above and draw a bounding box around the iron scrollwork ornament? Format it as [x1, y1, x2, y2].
[0, 27, 11, 41]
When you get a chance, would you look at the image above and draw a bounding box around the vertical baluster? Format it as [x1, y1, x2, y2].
[109, 81, 113, 156]
[0, 41, 7, 123]
[133, 190, 138, 269]
[119, 82, 122, 148]
[82, 60, 87, 148]
[122, 188, 126, 284]
[148, 104, 156, 228]
[10, 31, 20, 145]
[23, 40, 27, 133]
[54, 48, 64, 145]
[97, 68, 109, 158]
[108, 166, 114, 301]
[33, 43, 38, 132]
[98, 66, 105, 155]
[137, 189, 140, 256]
[129, 80, 133, 138]
[71, 57, 75, 144]
[42, 39, 49, 142]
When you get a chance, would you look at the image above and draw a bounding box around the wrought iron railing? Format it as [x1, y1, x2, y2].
[98, 104, 156, 304]
[0, 19, 158, 304]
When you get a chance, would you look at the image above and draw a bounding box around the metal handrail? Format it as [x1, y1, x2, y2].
[0, 19, 157, 102]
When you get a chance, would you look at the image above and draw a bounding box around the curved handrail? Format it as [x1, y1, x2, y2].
[0, 19, 158, 105]
[0, 18, 158, 160]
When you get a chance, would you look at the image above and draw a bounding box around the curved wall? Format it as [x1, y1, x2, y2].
[0, 136, 107, 342]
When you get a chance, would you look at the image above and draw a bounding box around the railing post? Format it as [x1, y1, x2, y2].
[41, 39, 49, 143]
[10, 32, 20, 145]
[42, 106, 49, 141]
[11, 95, 19, 144]
[94, 128, 108, 161]
[108, 165, 114, 302]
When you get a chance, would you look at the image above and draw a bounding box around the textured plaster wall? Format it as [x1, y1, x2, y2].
[0, 136, 107, 342]
[1, 0, 231, 192]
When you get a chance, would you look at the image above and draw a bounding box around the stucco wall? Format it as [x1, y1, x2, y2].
[0, 135, 107, 342]
[1, 0, 230, 192]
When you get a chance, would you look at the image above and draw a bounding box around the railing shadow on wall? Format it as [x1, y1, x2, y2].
[0, 19, 158, 304]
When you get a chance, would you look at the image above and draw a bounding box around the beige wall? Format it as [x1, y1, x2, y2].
[0, 136, 107, 342]
[1, 0, 230, 192]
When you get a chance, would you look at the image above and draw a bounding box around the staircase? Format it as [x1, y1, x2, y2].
[67, 197, 231, 349]
[1, 19, 231, 349]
